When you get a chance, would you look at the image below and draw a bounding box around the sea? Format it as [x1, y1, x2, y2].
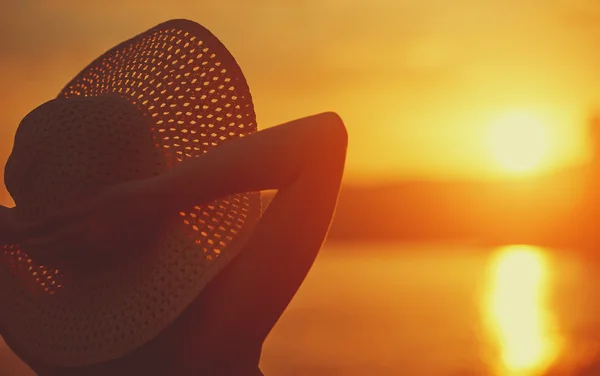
[2, 242, 600, 376]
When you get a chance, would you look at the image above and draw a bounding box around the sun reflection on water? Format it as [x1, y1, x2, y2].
[483, 245, 563, 376]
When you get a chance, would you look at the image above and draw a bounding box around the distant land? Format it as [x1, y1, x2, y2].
[264, 164, 600, 252]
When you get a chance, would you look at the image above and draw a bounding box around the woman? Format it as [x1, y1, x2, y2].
[0, 19, 348, 376]
[1, 111, 347, 375]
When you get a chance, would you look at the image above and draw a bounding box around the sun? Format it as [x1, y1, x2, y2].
[487, 111, 551, 173]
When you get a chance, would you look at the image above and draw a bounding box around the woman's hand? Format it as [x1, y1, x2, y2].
[0, 205, 33, 245]
[23, 177, 169, 263]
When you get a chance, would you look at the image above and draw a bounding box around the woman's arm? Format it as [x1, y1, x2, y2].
[25, 112, 347, 256]
[156, 112, 348, 359]
[23, 112, 348, 358]
[151, 111, 346, 212]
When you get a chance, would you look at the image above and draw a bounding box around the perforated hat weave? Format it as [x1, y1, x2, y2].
[0, 19, 261, 366]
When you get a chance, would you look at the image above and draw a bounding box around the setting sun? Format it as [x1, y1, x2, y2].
[487, 112, 552, 174]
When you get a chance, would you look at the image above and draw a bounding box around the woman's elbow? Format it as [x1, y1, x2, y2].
[315, 111, 348, 151]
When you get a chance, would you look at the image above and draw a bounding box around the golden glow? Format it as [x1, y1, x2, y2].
[487, 112, 551, 174]
[483, 245, 562, 376]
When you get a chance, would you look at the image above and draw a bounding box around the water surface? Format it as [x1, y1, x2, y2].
[2, 243, 598, 375]
[261, 243, 597, 376]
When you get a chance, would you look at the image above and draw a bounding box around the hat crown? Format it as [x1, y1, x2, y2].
[4, 94, 166, 221]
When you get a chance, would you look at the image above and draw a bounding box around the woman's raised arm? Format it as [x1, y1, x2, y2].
[158, 111, 348, 363]
[23, 112, 346, 257]
[20, 112, 348, 364]
[151, 111, 347, 212]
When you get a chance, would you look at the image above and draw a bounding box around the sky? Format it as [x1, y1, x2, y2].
[2, 0, 600, 190]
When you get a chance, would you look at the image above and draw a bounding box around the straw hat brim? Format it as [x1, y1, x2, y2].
[0, 19, 261, 367]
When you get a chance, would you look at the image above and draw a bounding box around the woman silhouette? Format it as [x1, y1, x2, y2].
[0, 20, 348, 376]
[1, 112, 347, 376]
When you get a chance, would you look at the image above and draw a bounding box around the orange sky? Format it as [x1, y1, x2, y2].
[2, 0, 600, 187]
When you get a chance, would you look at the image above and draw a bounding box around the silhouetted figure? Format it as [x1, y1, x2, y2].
[0, 19, 348, 376]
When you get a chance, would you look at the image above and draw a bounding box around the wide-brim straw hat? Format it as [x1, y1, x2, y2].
[0, 19, 261, 367]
